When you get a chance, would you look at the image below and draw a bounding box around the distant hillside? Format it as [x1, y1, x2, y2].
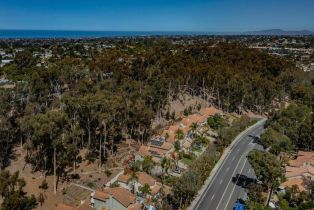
[243, 29, 314, 36]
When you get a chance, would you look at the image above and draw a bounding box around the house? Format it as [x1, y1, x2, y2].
[282, 151, 314, 191]
[282, 176, 311, 192]
[289, 151, 314, 168]
[136, 106, 222, 162]
[105, 170, 125, 187]
[135, 139, 173, 163]
[182, 138, 193, 153]
[116, 171, 162, 197]
[56, 202, 93, 210]
[285, 165, 314, 179]
[91, 187, 141, 210]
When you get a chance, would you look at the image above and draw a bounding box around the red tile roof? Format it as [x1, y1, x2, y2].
[138, 145, 150, 157]
[282, 178, 307, 192]
[56, 203, 75, 210]
[117, 173, 130, 184]
[103, 187, 136, 208]
[285, 165, 314, 178]
[127, 203, 142, 210]
[151, 183, 162, 195]
[289, 151, 314, 167]
[118, 171, 157, 187]
[94, 191, 110, 201]
[56, 202, 93, 210]
[77, 202, 93, 210]
[137, 172, 156, 187]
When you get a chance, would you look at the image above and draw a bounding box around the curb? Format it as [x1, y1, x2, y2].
[188, 118, 267, 210]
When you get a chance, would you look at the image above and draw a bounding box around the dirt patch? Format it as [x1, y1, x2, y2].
[152, 93, 211, 129]
[4, 140, 138, 210]
[5, 147, 63, 210]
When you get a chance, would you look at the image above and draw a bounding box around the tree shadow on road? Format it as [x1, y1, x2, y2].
[248, 135, 263, 146]
[232, 173, 259, 189]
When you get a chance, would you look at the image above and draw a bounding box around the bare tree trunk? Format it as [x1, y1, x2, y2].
[103, 123, 107, 159]
[53, 146, 57, 195]
[73, 161, 76, 175]
[87, 118, 91, 146]
[266, 185, 273, 207]
[111, 138, 114, 156]
[99, 135, 102, 173]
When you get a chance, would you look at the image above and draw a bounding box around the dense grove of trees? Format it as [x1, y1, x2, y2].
[0, 40, 302, 199]
[169, 116, 257, 209]
[247, 76, 314, 209]
[0, 171, 37, 210]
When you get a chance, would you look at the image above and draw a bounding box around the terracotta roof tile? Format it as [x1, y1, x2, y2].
[56, 203, 75, 210]
[282, 178, 307, 192]
[137, 145, 150, 157]
[117, 173, 131, 183]
[127, 203, 142, 210]
[137, 172, 156, 186]
[285, 165, 314, 178]
[77, 202, 93, 210]
[151, 183, 162, 195]
[103, 187, 136, 208]
[289, 151, 314, 167]
[94, 191, 109, 201]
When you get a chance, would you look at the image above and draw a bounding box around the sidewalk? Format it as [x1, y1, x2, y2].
[187, 118, 266, 210]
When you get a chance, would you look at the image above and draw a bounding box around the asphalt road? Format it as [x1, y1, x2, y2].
[194, 121, 265, 210]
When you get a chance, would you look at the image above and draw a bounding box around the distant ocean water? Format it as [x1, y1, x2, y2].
[0, 30, 219, 39]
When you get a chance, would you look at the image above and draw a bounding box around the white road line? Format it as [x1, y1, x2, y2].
[215, 154, 245, 210]
[221, 142, 255, 210]
[211, 194, 215, 201]
[232, 157, 235, 161]
[192, 120, 265, 210]
[226, 167, 230, 171]
[219, 179, 223, 184]
[223, 158, 248, 210]
[194, 139, 242, 209]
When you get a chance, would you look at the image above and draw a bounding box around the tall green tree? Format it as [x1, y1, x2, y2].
[248, 150, 281, 206]
[0, 171, 37, 210]
[21, 110, 68, 194]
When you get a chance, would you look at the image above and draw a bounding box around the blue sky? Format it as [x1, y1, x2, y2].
[0, 0, 313, 31]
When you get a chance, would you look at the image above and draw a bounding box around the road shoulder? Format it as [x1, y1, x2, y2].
[188, 118, 266, 210]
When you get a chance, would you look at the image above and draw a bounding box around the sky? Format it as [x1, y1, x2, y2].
[0, 0, 314, 32]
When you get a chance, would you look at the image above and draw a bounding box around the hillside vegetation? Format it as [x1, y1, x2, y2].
[0, 41, 302, 207]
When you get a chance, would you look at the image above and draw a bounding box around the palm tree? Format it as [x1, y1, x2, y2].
[176, 129, 184, 140]
[161, 157, 172, 184]
[127, 171, 138, 194]
[161, 157, 171, 174]
[138, 183, 151, 198]
[142, 156, 154, 173]
[190, 122, 198, 138]
[190, 122, 198, 133]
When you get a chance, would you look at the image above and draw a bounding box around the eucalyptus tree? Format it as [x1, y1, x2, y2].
[0, 171, 37, 210]
[21, 110, 69, 194]
[248, 150, 281, 206]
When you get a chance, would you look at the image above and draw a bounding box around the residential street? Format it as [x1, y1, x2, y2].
[194, 121, 266, 210]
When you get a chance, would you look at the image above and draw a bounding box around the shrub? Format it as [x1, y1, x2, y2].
[39, 180, 48, 190]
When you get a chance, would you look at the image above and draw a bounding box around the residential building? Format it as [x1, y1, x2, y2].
[136, 106, 222, 163]
[116, 171, 162, 198]
[56, 202, 93, 210]
[91, 187, 141, 210]
[282, 151, 314, 191]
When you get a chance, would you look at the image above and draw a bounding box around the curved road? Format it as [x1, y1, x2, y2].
[194, 120, 265, 210]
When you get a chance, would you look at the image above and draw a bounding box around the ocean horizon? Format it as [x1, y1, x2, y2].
[0, 29, 229, 39]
